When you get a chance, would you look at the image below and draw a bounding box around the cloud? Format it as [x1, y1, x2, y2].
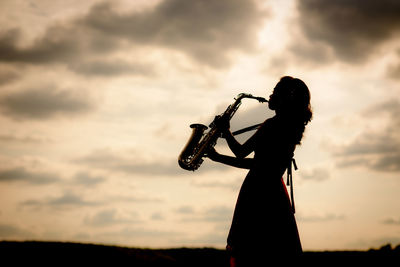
[0, 167, 60, 185]
[84, 209, 141, 227]
[191, 177, 242, 190]
[0, 26, 149, 77]
[190, 231, 228, 245]
[43, 192, 99, 206]
[330, 99, 400, 172]
[72, 172, 107, 186]
[0, 223, 36, 239]
[106, 194, 163, 204]
[387, 62, 400, 81]
[0, 166, 108, 188]
[82, 0, 267, 68]
[150, 212, 164, 221]
[175, 205, 195, 214]
[201, 206, 233, 223]
[20, 191, 100, 209]
[99, 226, 183, 242]
[0, 66, 20, 85]
[295, 0, 400, 63]
[0, 134, 52, 144]
[74, 148, 182, 176]
[74, 147, 228, 177]
[382, 217, 400, 225]
[75, 146, 236, 177]
[0, 86, 95, 120]
[297, 212, 345, 223]
[68, 59, 157, 77]
[176, 205, 233, 224]
[21, 190, 161, 211]
[386, 51, 400, 81]
[0, 0, 267, 71]
[0, 26, 85, 64]
[298, 167, 330, 182]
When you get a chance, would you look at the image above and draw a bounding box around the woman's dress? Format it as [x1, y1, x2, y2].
[227, 116, 302, 262]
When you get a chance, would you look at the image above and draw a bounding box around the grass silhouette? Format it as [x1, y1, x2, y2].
[0, 241, 399, 266]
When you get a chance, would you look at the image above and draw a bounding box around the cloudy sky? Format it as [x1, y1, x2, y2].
[1, 0, 400, 251]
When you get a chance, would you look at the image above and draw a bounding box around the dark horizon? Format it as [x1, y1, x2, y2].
[1, 240, 399, 266]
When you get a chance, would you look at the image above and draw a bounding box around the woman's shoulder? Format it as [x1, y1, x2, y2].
[258, 116, 290, 139]
[260, 116, 278, 129]
[256, 117, 277, 137]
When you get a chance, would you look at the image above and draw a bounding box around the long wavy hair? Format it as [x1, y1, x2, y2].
[273, 76, 313, 144]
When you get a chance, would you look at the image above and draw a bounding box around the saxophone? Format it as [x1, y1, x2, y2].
[178, 93, 267, 171]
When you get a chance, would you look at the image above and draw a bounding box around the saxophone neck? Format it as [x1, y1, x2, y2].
[236, 93, 268, 103]
[235, 93, 249, 101]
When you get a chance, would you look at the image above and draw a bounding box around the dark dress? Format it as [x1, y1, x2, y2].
[227, 116, 302, 263]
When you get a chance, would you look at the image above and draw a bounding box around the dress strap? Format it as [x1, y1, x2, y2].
[286, 158, 298, 213]
[231, 123, 262, 136]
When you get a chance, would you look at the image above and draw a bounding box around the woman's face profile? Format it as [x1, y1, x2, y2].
[268, 87, 280, 111]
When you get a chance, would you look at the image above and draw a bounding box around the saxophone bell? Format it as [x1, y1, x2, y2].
[178, 124, 208, 171]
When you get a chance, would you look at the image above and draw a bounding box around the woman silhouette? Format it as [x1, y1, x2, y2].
[207, 76, 312, 265]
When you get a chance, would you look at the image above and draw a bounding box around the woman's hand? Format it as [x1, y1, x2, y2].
[214, 115, 230, 138]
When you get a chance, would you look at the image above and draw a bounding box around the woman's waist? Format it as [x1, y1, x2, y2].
[250, 161, 287, 177]
[246, 168, 286, 186]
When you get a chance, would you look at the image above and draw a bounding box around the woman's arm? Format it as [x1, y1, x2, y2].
[216, 116, 257, 159]
[206, 148, 254, 169]
[224, 130, 256, 159]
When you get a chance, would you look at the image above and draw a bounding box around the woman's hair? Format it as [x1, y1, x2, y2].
[274, 76, 313, 144]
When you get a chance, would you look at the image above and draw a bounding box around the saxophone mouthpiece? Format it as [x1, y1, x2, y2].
[257, 97, 268, 103]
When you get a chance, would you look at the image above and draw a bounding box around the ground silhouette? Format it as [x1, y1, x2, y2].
[1, 241, 399, 266]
